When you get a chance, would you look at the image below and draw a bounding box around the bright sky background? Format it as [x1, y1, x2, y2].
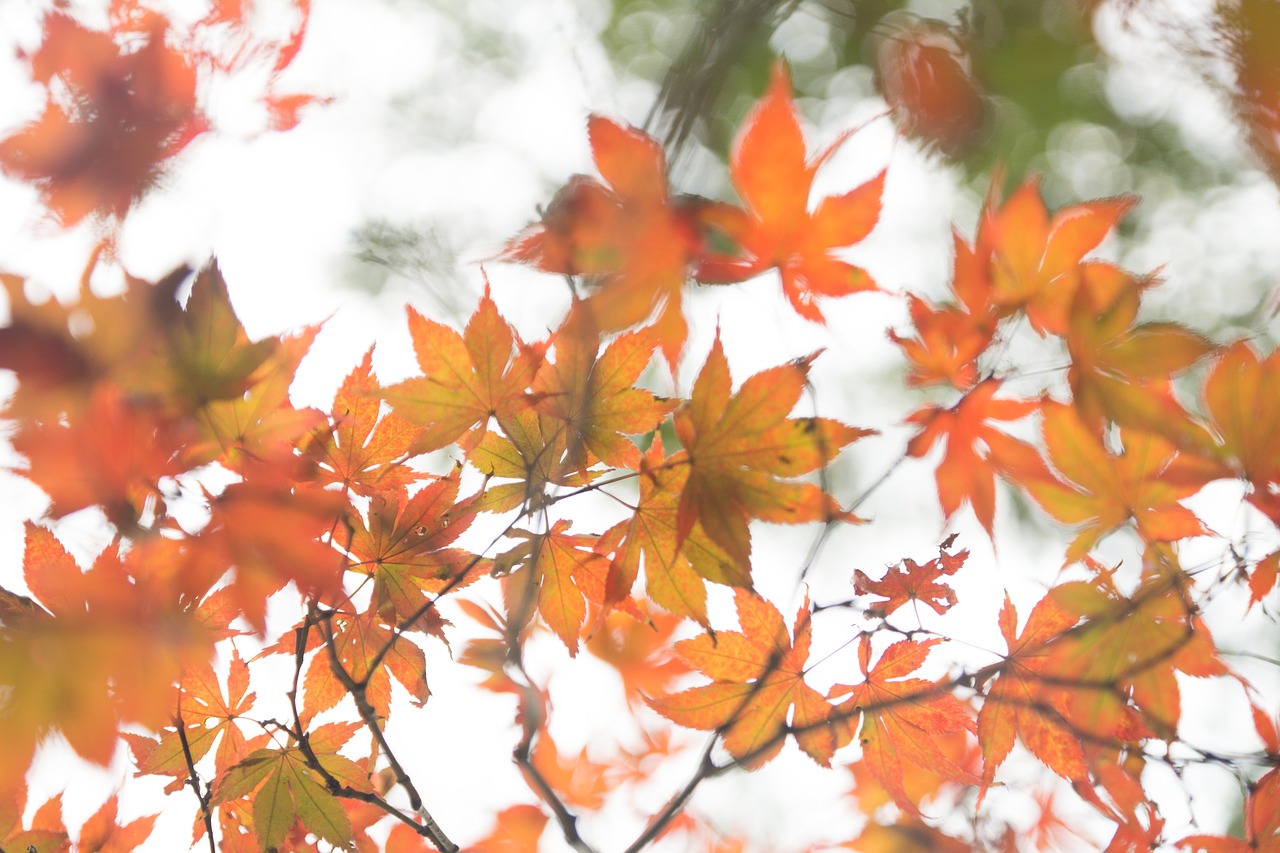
[1, 0, 1279, 850]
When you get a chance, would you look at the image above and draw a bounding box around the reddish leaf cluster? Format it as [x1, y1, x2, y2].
[0, 0, 318, 227]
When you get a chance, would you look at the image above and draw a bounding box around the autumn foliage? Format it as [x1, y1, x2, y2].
[0, 3, 1278, 852]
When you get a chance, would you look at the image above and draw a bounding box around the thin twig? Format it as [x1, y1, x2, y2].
[175, 713, 217, 853]
[621, 735, 717, 853]
[312, 605, 461, 852]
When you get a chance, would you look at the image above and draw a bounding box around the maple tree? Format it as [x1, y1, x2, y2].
[1, 2, 1279, 852]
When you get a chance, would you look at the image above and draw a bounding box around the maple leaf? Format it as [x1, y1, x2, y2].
[455, 599, 524, 696]
[466, 408, 587, 513]
[529, 729, 611, 810]
[498, 521, 612, 655]
[673, 337, 871, 573]
[302, 610, 430, 723]
[905, 378, 1039, 537]
[1010, 401, 1210, 562]
[829, 635, 977, 816]
[0, 788, 69, 853]
[464, 805, 548, 853]
[533, 316, 677, 473]
[75, 794, 157, 853]
[1250, 549, 1280, 608]
[845, 818, 974, 853]
[604, 435, 749, 628]
[345, 470, 490, 627]
[1047, 564, 1228, 740]
[1180, 767, 1280, 852]
[0, 264, 188, 422]
[977, 593, 1089, 797]
[726, 61, 885, 322]
[183, 473, 347, 632]
[1197, 340, 1280, 527]
[13, 382, 196, 527]
[585, 603, 692, 706]
[853, 539, 970, 618]
[0, 528, 219, 781]
[889, 301, 992, 393]
[139, 262, 275, 408]
[888, 227, 1000, 391]
[876, 18, 987, 156]
[383, 290, 542, 454]
[982, 175, 1136, 336]
[194, 326, 328, 473]
[845, 728, 979, 815]
[309, 348, 422, 495]
[125, 651, 256, 795]
[504, 117, 705, 367]
[648, 590, 837, 768]
[209, 721, 368, 851]
[1064, 270, 1216, 451]
[0, 12, 207, 225]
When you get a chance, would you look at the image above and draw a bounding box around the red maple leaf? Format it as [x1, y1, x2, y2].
[853, 540, 970, 618]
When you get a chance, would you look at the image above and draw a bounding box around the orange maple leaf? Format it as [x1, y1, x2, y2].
[345, 470, 489, 627]
[533, 317, 677, 473]
[13, 383, 196, 528]
[889, 230, 999, 391]
[905, 378, 1039, 537]
[1197, 340, 1280, 527]
[124, 650, 256, 794]
[383, 290, 542, 454]
[504, 117, 706, 366]
[1010, 401, 1210, 562]
[0, 788, 69, 853]
[1065, 269, 1215, 449]
[464, 805, 548, 853]
[673, 337, 871, 574]
[302, 609, 430, 723]
[981, 175, 1136, 336]
[529, 729, 611, 811]
[0, 263, 192, 422]
[648, 590, 836, 767]
[496, 521, 612, 654]
[75, 794, 157, 853]
[586, 604, 691, 706]
[977, 593, 1089, 798]
[184, 474, 346, 633]
[875, 19, 987, 156]
[724, 62, 885, 322]
[4, 526, 217, 779]
[829, 635, 977, 816]
[1047, 564, 1227, 740]
[603, 436, 744, 627]
[845, 817, 975, 853]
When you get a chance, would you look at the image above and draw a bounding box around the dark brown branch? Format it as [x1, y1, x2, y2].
[175, 713, 217, 853]
[511, 680, 597, 853]
[311, 605, 460, 852]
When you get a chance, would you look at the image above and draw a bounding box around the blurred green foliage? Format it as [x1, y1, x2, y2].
[602, 0, 1253, 203]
